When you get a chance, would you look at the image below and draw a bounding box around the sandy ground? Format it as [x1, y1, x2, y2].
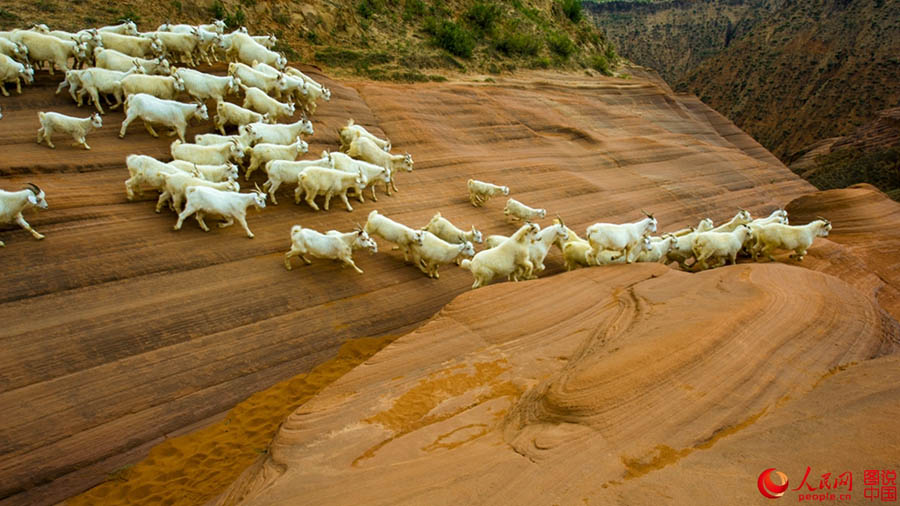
[1, 63, 894, 505]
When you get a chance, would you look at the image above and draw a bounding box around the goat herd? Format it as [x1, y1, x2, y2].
[0, 19, 832, 289]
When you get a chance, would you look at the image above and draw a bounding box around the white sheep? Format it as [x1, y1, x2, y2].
[36, 111, 102, 150]
[295, 167, 364, 212]
[409, 231, 475, 279]
[339, 119, 390, 153]
[284, 66, 325, 91]
[586, 211, 658, 264]
[751, 219, 832, 262]
[168, 160, 239, 182]
[155, 171, 240, 213]
[119, 94, 208, 142]
[175, 68, 239, 104]
[240, 118, 313, 145]
[517, 220, 568, 279]
[328, 152, 391, 202]
[691, 225, 754, 270]
[460, 223, 540, 289]
[363, 209, 425, 262]
[98, 32, 162, 59]
[664, 218, 715, 269]
[347, 136, 412, 193]
[262, 155, 333, 204]
[0, 53, 34, 96]
[245, 137, 308, 180]
[467, 179, 509, 207]
[171, 139, 243, 166]
[0, 37, 27, 62]
[198, 20, 227, 35]
[422, 212, 483, 246]
[290, 73, 330, 115]
[174, 185, 267, 238]
[240, 84, 295, 121]
[0, 183, 48, 246]
[121, 73, 186, 101]
[215, 101, 270, 136]
[504, 198, 546, 222]
[124, 154, 180, 200]
[557, 221, 596, 271]
[284, 225, 377, 274]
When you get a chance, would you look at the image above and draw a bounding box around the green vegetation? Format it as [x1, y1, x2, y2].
[403, 0, 426, 22]
[357, 0, 383, 19]
[495, 28, 541, 56]
[0, 8, 19, 21]
[426, 19, 476, 58]
[559, 0, 583, 23]
[547, 31, 576, 58]
[807, 147, 900, 201]
[118, 6, 141, 24]
[465, 1, 501, 34]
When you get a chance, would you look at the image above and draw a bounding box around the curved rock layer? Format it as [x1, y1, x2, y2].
[214, 263, 898, 505]
[0, 67, 814, 504]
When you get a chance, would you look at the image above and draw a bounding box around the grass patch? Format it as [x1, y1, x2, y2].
[808, 147, 900, 199]
[357, 0, 382, 19]
[590, 53, 611, 75]
[210, 0, 226, 20]
[494, 28, 541, 56]
[35, 0, 56, 13]
[273, 41, 297, 60]
[402, 0, 426, 22]
[558, 0, 582, 23]
[547, 32, 576, 58]
[426, 19, 475, 58]
[118, 6, 141, 24]
[465, 1, 501, 34]
[0, 8, 20, 21]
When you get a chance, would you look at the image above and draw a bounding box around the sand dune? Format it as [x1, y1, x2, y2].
[0, 65, 893, 505]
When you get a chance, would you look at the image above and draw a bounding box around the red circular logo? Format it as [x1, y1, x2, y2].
[758, 468, 790, 499]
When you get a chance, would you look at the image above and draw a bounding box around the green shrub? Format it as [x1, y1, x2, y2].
[210, 0, 226, 20]
[403, 0, 426, 22]
[532, 56, 551, 68]
[430, 20, 475, 58]
[590, 53, 611, 75]
[224, 8, 246, 28]
[118, 6, 140, 23]
[357, 0, 382, 19]
[558, 0, 582, 23]
[547, 32, 576, 58]
[494, 30, 540, 56]
[0, 8, 19, 21]
[465, 1, 501, 33]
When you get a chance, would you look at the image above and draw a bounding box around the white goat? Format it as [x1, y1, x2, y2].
[0, 53, 34, 96]
[691, 225, 754, 270]
[339, 119, 390, 153]
[121, 73, 185, 101]
[328, 152, 391, 202]
[215, 101, 270, 136]
[124, 154, 180, 200]
[176, 68, 239, 103]
[194, 133, 251, 154]
[422, 212, 483, 247]
[262, 155, 333, 204]
[240, 118, 313, 145]
[168, 160, 239, 183]
[295, 167, 364, 212]
[229, 62, 286, 96]
[0, 183, 48, 246]
[227, 33, 285, 69]
[149, 31, 200, 66]
[504, 198, 546, 222]
[467, 179, 509, 207]
[171, 139, 242, 166]
[9, 30, 87, 74]
[119, 94, 208, 142]
[636, 234, 677, 263]
[364, 210, 426, 262]
[36, 112, 102, 150]
[76, 67, 140, 113]
[98, 32, 162, 59]
[240, 84, 295, 121]
[284, 225, 377, 274]
[97, 22, 139, 36]
[409, 231, 475, 279]
[245, 138, 308, 180]
[156, 171, 239, 213]
[460, 223, 539, 289]
[586, 211, 658, 264]
[94, 47, 171, 75]
[174, 185, 267, 238]
[664, 218, 715, 269]
[751, 219, 831, 262]
[347, 136, 412, 193]
[710, 209, 753, 233]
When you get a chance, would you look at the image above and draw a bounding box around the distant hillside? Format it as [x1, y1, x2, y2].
[0, 0, 621, 81]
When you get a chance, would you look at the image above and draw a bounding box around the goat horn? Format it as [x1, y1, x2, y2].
[254, 182, 262, 193]
[25, 182, 42, 195]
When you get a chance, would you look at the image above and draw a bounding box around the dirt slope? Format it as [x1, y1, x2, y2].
[0, 65, 831, 505]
